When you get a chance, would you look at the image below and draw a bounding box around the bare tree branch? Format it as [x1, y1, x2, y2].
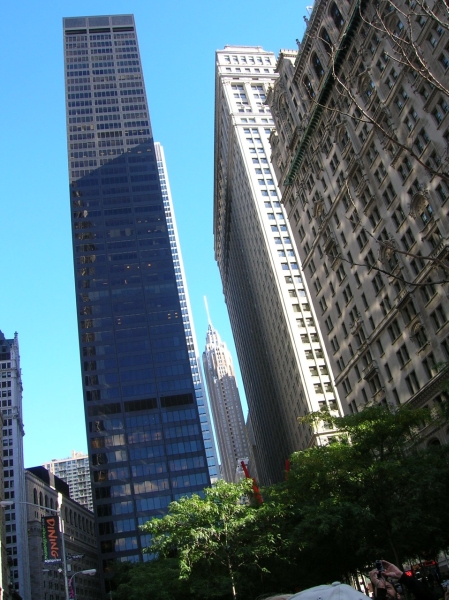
[358, 2, 449, 98]
[307, 26, 449, 183]
[339, 254, 449, 287]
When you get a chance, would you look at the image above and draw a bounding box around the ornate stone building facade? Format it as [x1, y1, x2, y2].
[267, 0, 449, 442]
[26, 467, 101, 600]
[0, 331, 30, 599]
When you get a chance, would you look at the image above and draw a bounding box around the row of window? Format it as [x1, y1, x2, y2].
[224, 54, 271, 65]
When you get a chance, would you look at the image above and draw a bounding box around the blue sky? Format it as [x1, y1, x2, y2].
[0, 0, 307, 467]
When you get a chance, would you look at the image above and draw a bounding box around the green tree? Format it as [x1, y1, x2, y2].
[279, 405, 449, 584]
[117, 406, 449, 599]
[111, 558, 193, 600]
[141, 479, 269, 600]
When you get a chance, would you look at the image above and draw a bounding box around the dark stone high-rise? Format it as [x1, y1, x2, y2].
[63, 14, 210, 579]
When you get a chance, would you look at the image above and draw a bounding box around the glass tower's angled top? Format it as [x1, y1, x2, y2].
[155, 142, 219, 483]
[63, 14, 211, 578]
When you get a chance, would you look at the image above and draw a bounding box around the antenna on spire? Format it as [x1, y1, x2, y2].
[204, 296, 213, 327]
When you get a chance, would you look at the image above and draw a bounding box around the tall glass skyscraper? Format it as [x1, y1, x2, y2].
[63, 14, 211, 579]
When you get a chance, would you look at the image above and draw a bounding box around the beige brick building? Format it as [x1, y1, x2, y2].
[26, 467, 101, 600]
[267, 0, 449, 443]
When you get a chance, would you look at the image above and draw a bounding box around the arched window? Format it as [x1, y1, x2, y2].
[320, 28, 332, 55]
[33, 489, 38, 506]
[45, 495, 49, 508]
[303, 76, 315, 99]
[39, 492, 43, 507]
[50, 498, 54, 510]
[312, 53, 324, 79]
[70, 509, 73, 525]
[330, 3, 344, 29]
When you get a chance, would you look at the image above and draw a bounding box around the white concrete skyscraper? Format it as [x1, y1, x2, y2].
[202, 316, 249, 482]
[0, 331, 31, 599]
[213, 46, 343, 485]
[43, 450, 93, 511]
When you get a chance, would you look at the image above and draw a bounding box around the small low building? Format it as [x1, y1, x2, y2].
[25, 467, 102, 600]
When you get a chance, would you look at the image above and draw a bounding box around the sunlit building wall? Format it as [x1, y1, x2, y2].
[0, 331, 30, 599]
[43, 451, 93, 512]
[213, 46, 343, 485]
[266, 0, 449, 443]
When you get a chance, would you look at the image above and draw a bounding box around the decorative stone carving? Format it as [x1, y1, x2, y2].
[378, 240, 396, 263]
[312, 197, 325, 219]
[409, 191, 430, 218]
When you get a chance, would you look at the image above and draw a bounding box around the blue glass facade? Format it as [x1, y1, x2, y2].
[155, 143, 220, 483]
[63, 14, 210, 577]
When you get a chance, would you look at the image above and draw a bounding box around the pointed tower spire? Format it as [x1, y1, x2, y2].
[204, 295, 213, 328]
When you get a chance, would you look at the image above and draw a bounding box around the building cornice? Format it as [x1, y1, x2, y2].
[284, 0, 368, 186]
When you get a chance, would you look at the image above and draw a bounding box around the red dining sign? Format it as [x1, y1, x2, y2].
[42, 516, 62, 563]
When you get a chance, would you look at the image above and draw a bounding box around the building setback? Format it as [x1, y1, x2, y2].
[0, 332, 30, 599]
[202, 321, 249, 482]
[155, 143, 220, 483]
[267, 0, 449, 442]
[43, 451, 93, 512]
[63, 14, 211, 583]
[26, 467, 101, 600]
[213, 46, 343, 485]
